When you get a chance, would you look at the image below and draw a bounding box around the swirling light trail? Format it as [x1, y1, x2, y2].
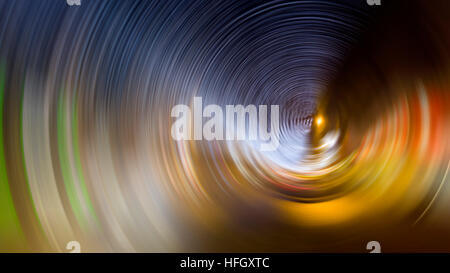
[0, 0, 449, 252]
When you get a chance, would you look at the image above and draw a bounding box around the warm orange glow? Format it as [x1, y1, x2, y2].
[316, 115, 324, 127]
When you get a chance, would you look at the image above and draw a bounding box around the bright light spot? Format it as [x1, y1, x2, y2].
[316, 115, 324, 127]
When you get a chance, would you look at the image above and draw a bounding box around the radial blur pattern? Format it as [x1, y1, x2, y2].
[1, 0, 450, 252]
